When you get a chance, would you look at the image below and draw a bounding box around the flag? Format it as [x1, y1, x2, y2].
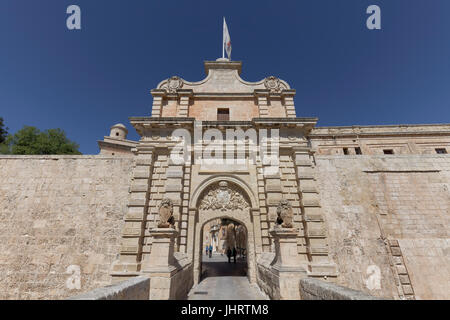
[223, 17, 232, 60]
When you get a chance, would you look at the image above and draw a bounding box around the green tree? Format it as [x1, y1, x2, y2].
[6, 126, 81, 155]
[0, 117, 8, 144]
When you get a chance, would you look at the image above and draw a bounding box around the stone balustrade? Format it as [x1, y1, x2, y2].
[299, 278, 384, 300]
[69, 276, 150, 300]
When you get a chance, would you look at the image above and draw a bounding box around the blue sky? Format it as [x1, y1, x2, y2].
[1, 0, 449, 154]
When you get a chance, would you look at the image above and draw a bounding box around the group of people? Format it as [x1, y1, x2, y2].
[205, 245, 238, 263]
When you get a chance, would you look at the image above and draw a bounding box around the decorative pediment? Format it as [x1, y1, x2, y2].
[199, 181, 250, 211]
[156, 60, 291, 95]
[159, 76, 184, 93]
[264, 76, 288, 93]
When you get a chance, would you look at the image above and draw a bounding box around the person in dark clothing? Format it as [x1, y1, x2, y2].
[209, 245, 212, 258]
[232, 247, 237, 263]
[226, 248, 232, 263]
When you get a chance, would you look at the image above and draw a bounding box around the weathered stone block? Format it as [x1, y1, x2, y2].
[399, 274, 410, 285]
[402, 285, 414, 295]
[165, 183, 183, 192]
[391, 247, 402, 256]
[395, 265, 407, 275]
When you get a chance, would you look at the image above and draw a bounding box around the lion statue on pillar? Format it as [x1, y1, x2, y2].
[276, 199, 294, 228]
[158, 198, 175, 228]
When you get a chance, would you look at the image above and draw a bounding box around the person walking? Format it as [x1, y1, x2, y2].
[209, 244, 212, 258]
[232, 247, 237, 263]
[226, 247, 231, 263]
[205, 245, 209, 256]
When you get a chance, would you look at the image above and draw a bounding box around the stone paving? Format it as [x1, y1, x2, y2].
[187, 254, 268, 300]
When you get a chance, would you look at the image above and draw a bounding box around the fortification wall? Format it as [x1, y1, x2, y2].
[0, 153, 448, 300]
[0, 155, 135, 299]
[315, 154, 450, 300]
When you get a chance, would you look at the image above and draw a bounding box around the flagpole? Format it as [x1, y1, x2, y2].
[222, 17, 225, 59]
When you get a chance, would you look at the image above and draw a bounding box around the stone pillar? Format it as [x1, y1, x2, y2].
[264, 171, 282, 251]
[252, 208, 263, 255]
[256, 160, 270, 251]
[186, 208, 196, 260]
[111, 146, 155, 280]
[142, 228, 178, 272]
[255, 90, 270, 117]
[165, 162, 184, 251]
[270, 227, 307, 300]
[292, 147, 337, 278]
[281, 90, 296, 118]
[150, 89, 165, 117]
[142, 228, 180, 299]
[177, 89, 193, 117]
[179, 163, 191, 253]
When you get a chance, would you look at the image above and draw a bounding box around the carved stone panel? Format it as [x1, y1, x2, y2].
[198, 181, 250, 211]
[161, 76, 184, 93]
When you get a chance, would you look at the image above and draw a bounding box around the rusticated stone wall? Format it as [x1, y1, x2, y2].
[315, 154, 450, 300]
[0, 155, 134, 299]
[0, 153, 448, 300]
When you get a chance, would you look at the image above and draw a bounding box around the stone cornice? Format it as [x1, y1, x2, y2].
[310, 131, 450, 138]
[129, 117, 317, 127]
[253, 117, 317, 133]
[204, 60, 242, 75]
[97, 137, 137, 152]
[129, 117, 195, 125]
[150, 90, 295, 99]
[253, 117, 317, 125]
[310, 123, 450, 138]
[129, 117, 318, 137]
[101, 136, 137, 146]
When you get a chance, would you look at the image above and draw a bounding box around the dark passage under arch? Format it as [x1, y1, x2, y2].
[200, 217, 248, 281]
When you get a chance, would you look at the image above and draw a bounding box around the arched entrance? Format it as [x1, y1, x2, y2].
[200, 217, 248, 280]
[189, 177, 258, 285]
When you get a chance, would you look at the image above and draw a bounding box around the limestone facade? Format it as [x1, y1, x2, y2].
[0, 59, 449, 299]
[0, 155, 134, 299]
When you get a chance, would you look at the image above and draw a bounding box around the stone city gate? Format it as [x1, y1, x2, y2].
[0, 58, 448, 300]
[198, 217, 250, 278]
[191, 178, 258, 285]
[108, 59, 338, 299]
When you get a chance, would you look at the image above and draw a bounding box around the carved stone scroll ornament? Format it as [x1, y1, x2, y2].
[276, 199, 294, 228]
[165, 76, 183, 93]
[264, 76, 281, 93]
[199, 181, 250, 211]
[158, 198, 175, 228]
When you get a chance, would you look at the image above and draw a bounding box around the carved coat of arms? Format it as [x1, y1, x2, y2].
[199, 181, 249, 211]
